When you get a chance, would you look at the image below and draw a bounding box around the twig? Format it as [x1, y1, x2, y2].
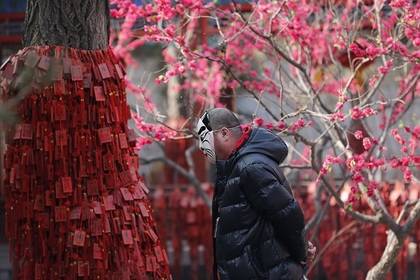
[307, 221, 359, 274]
[402, 200, 420, 236]
[141, 155, 212, 209]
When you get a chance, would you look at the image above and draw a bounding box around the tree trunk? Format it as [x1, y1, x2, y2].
[365, 231, 404, 280]
[23, 0, 110, 49]
[0, 1, 172, 278]
[166, 44, 181, 120]
[366, 201, 420, 280]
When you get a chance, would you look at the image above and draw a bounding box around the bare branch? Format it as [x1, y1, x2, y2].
[307, 221, 359, 274]
[142, 155, 212, 209]
[402, 200, 420, 236]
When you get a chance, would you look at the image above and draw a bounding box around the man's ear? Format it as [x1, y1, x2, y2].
[221, 127, 229, 138]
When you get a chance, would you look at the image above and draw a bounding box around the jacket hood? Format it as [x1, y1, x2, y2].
[236, 127, 288, 164]
[216, 128, 288, 174]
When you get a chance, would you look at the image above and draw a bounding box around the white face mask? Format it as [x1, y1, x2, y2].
[196, 112, 216, 163]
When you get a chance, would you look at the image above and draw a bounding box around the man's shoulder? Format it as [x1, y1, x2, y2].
[234, 152, 277, 173]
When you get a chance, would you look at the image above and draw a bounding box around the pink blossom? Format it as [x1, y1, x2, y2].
[391, 128, 406, 145]
[351, 107, 377, 120]
[352, 172, 363, 183]
[329, 111, 345, 122]
[367, 181, 378, 197]
[365, 45, 385, 59]
[254, 118, 264, 127]
[354, 130, 364, 140]
[400, 157, 410, 167]
[378, 60, 394, 75]
[403, 169, 412, 182]
[413, 126, 420, 138]
[319, 167, 328, 176]
[155, 75, 168, 84]
[391, 41, 410, 57]
[289, 119, 306, 132]
[362, 137, 373, 150]
[348, 194, 357, 205]
[391, 158, 400, 168]
[325, 155, 344, 164]
[277, 121, 287, 130]
[351, 107, 363, 119]
[412, 156, 420, 165]
[404, 26, 420, 47]
[265, 122, 274, 130]
[369, 75, 379, 87]
[363, 107, 376, 117]
[389, 0, 409, 8]
[349, 43, 366, 57]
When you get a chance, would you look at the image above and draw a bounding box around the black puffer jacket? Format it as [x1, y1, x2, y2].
[213, 128, 307, 280]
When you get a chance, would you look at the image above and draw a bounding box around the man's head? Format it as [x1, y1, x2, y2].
[196, 108, 242, 162]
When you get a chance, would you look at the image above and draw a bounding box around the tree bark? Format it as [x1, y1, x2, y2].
[23, 0, 110, 49]
[166, 44, 181, 120]
[366, 201, 420, 280]
[365, 231, 404, 280]
[0, 1, 172, 278]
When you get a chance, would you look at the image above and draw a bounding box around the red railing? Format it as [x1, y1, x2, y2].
[149, 182, 419, 280]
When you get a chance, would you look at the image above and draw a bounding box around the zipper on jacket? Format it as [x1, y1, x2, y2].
[214, 217, 220, 238]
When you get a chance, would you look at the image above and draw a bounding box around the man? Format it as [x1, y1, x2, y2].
[196, 108, 313, 280]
